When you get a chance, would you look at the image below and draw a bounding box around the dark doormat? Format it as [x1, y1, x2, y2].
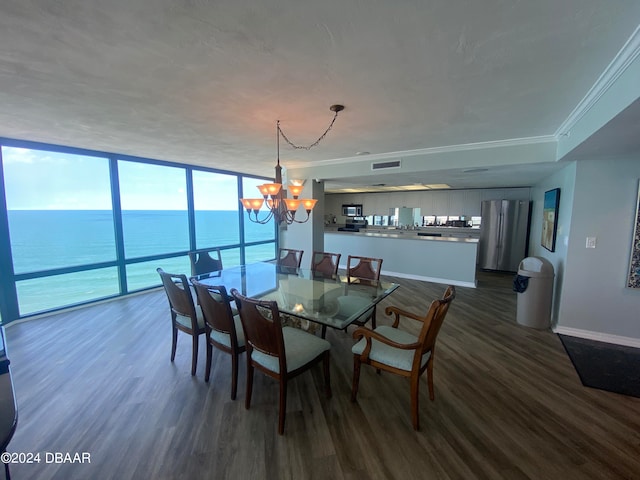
[558, 334, 640, 398]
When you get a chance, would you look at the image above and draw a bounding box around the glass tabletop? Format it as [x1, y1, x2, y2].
[193, 262, 400, 330]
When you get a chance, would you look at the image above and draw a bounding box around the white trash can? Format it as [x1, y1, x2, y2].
[514, 257, 554, 329]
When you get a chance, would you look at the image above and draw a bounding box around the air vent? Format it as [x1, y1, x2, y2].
[371, 159, 401, 170]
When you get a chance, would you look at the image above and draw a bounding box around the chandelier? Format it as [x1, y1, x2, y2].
[240, 104, 344, 225]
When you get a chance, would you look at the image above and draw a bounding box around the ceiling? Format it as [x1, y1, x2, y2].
[560, 96, 640, 161]
[0, 1, 639, 193]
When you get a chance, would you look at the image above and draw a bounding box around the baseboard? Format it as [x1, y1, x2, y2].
[553, 326, 640, 348]
[381, 270, 477, 288]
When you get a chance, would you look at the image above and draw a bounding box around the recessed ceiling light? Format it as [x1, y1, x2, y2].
[462, 168, 489, 173]
[356, 151, 370, 155]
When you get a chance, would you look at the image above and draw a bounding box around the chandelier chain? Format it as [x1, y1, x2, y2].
[241, 104, 343, 225]
[277, 110, 340, 151]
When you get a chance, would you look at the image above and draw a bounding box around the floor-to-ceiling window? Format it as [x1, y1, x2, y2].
[2, 147, 120, 315]
[193, 169, 242, 267]
[118, 160, 191, 290]
[0, 139, 275, 323]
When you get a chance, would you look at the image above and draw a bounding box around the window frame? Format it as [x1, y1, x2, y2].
[0, 137, 276, 323]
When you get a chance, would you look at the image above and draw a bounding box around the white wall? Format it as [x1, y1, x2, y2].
[554, 157, 640, 344]
[281, 180, 325, 268]
[529, 162, 576, 326]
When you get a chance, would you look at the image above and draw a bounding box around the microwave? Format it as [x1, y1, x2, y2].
[342, 204, 363, 217]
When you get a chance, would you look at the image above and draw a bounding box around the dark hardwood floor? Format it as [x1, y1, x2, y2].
[4, 271, 640, 479]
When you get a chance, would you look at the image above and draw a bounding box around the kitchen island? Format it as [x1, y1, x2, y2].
[325, 230, 478, 287]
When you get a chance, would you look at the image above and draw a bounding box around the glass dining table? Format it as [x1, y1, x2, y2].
[193, 262, 400, 331]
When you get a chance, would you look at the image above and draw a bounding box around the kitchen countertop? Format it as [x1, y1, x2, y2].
[327, 225, 479, 234]
[326, 230, 479, 243]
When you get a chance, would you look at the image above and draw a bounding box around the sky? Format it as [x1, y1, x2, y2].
[2, 146, 264, 210]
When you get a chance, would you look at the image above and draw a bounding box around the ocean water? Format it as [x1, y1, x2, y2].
[6, 210, 276, 315]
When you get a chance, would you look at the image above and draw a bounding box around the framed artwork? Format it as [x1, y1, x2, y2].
[541, 188, 560, 252]
[628, 180, 640, 288]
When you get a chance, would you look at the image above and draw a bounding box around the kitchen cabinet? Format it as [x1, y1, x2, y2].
[366, 195, 386, 215]
[416, 194, 434, 215]
[432, 191, 450, 215]
[326, 187, 530, 221]
[462, 190, 483, 216]
[448, 191, 466, 216]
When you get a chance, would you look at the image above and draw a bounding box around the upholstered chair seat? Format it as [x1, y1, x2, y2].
[352, 326, 430, 372]
[251, 326, 330, 374]
[209, 314, 245, 349]
[175, 306, 205, 331]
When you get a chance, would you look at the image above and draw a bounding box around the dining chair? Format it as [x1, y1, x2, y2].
[351, 285, 456, 430]
[310, 251, 341, 277]
[189, 248, 223, 276]
[277, 248, 303, 270]
[231, 289, 332, 435]
[346, 255, 383, 329]
[191, 280, 245, 399]
[157, 268, 206, 376]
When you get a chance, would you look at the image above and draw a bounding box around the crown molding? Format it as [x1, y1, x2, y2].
[287, 135, 557, 168]
[555, 25, 640, 137]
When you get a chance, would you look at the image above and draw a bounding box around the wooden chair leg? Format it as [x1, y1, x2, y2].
[191, 333, 199, 376]
[245, 361, 254, 410]
[323, 351, 332, 398]
[230, 351, 239, 400]
[410, 374, 420, 431]
[171, 325, 178, 362]
[278, 378, 287, 435]
[427, 358, 435, 401]
[371, 305, 377, 329]
[321, 325, 327, 339]
[351, 356, 361, 402]
[204, 342, 212, 382]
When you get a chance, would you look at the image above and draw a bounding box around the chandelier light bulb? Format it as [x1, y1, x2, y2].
[258, 183, 282, 197]
[288, 184, 304, 198]
[301, 199, 318, 211]
[283, 198, 301, 212]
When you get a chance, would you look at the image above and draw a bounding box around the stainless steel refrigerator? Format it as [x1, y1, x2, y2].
[478, 200, 531, 272]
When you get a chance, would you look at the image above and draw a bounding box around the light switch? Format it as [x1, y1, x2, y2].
[586, 237, 597, 249]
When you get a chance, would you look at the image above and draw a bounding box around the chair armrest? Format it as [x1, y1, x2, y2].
[384, 306, 424, 328]
[352, 327, 421, 361]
